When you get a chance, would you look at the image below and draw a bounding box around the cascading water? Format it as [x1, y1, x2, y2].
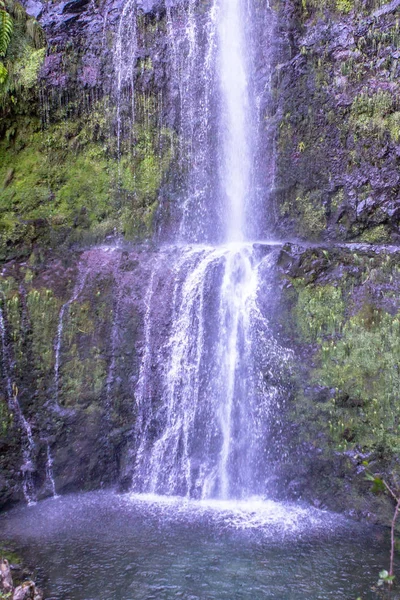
[132, 245, 289, 499]
[114, 0, 285, 501]
[0, 303, 36, 504]
[218, 0, 250, 242]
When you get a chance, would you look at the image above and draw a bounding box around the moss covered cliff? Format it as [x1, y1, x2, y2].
[273, 0, 400, 243]
[270, 243, 400, 523]
[0, 1, 175, 261]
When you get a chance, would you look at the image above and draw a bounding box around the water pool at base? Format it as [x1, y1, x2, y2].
[0, 491, 391, 599]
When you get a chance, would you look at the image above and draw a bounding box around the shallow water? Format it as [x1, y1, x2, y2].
[0, 491, 391, 599]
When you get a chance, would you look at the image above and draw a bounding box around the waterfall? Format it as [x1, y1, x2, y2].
[218, 0, 250, 242]
[114, 0, 137, 160]
[165, 0, 220, 243]
[113, 0, 283, 501]
[45, 442, 58, 498]
[132, 246, 289, 499]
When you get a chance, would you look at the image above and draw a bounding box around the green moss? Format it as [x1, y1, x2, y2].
[331, 188, 344, 212]
[0, 100, 175, 257]
[316, 308, 400, 451]
[336, 0, 353, 12]
[0, 545, 21, 564]
[291, 265, 400, 455]
[281, 189, 327, 240]
[66, 301, 95, 343]
[301, 0, 389, 18]
[359, 225, 391, 244]
[350, 91, 399, 142]
[26, 288, 61, 373]
[294, 282, 344, 343]
[0, 401, 12, 436]
[61, 350, 107, 407]
[388, 111, 400, 142]
[14, 47, 45, 88]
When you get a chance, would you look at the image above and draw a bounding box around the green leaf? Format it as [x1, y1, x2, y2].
[0, 9, 13, 57]
[379, 570, 389, 579]
[371, 478, 386, 494]
[0, 59, 7, 83]
[365, 472, 375, 481]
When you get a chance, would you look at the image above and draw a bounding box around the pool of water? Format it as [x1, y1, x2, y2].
[0, 491, 390, 599]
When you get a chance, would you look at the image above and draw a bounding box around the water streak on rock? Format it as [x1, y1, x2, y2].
[0, 304, 36, 504]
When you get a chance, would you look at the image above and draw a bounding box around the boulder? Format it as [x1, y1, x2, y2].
[0, 559, 13, 594]
[13, 581, 43, 600]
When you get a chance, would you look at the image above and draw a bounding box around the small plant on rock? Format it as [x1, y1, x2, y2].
[364, 464, 400, 596]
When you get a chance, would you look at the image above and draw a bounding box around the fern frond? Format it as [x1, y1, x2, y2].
[0, 59, 7, 83]
[0, 9, 13, 57]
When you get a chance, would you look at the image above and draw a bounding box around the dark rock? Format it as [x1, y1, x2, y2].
[62, 0, 91, 14]
[373, 0, 400, 18]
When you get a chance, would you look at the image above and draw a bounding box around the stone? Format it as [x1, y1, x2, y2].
[24, 0, 43, 19]
[0, 559, 13, 593]
[13, 581, 39, 600]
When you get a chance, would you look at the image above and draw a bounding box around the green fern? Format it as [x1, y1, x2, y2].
[0, 8, 13, 57]
[0, 60, 7, 82]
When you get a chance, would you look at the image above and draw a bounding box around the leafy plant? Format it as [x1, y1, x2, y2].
[0, 2, 13, 56]
[365, 465, 400, 587]
[0, 0, 45, 108]
[0, 0, 13, 81]
[378, 570, 396, 588]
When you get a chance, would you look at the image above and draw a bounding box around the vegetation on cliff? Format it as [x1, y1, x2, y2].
[277, 244, 400, 526]
[274, 0, 400, 244]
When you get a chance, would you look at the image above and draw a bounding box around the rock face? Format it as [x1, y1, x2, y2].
[272, 0, 400, 244]
[271, 242, 400, 522]
[0, 246, 153, 507]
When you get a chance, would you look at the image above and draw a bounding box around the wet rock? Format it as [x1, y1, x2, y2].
[24, 0, 43, 18]
[13, 581, 42, 600]
[62, 0, 91, 14]
[373, 0, 400, 18]
[0, 559, 13, 594]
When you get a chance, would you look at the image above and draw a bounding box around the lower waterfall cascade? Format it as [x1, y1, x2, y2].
[131, 244, 291, 500]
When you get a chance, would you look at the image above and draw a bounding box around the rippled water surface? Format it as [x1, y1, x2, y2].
[0, 492, 390, 599]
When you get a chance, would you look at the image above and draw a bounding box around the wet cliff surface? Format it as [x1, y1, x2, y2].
[273, 0, 400, 244]
[0, 0, 400, 528]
